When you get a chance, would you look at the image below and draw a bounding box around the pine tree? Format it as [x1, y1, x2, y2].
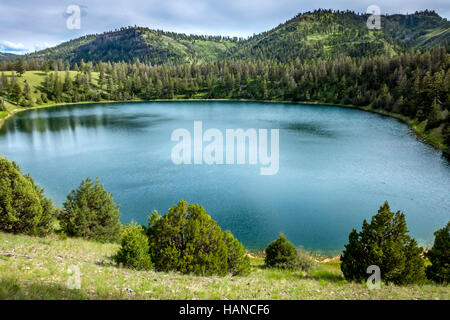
[341, 201, 426, 284]
[15, 59, 26, 77]
[426, 222, 450, 283]
[0, 96, 6, 111]
[0, 157, 54, 236]
[265, 234, 298, 269]
[10, 81, 22, 104]
[60, 177, 122, 243]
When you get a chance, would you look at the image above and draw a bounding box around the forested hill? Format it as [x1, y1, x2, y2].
[7, 10, 449, 65]
[0, 53, 17, 61]
[23, 27, 239, 65]
[229, 10, 450, 62]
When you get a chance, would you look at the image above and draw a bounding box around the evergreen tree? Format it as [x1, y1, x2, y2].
[341, 201, 426, 284]
[60, 177, 122, 243]
[10, 81, 22, 104]
[113, 222, 153, 270]
[426, 222, 450, 283]
[15, 59, 25, 77]
[265, 234, 298, 269]
[0, 96, 6, 111]
[0, 157, 53, 236]
[148, 200, 248, 276]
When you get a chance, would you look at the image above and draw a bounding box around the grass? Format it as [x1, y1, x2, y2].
[0, 232, 448, 300]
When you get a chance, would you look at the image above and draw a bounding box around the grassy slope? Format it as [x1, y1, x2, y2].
[0, 232, 448, 300]
[0, 71, 101, 125]
[0, 71, 446, 153]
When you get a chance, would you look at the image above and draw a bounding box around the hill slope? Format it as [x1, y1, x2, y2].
[1, 232, 448, 300]
[228, 10, 450, 62]
[26, 27, 238, 65]
[20, 10, 449, 65]
[0, 53, 17, 61]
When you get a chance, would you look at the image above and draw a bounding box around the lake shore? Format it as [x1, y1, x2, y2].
[0, 98, 446, 154]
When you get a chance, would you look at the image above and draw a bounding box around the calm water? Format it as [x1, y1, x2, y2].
[1, 101, 449, 253]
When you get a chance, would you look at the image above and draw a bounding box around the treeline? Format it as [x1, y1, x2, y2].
[1, 47, 449, 151]
[0, 155, 448, 284]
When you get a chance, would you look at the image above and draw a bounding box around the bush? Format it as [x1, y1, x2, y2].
[24, 174, 57, 235]
[148, 200, 248, 276]
[426, 222, 449, 283]
[60, 177, 122, 243]
[265, 234, 298, 269]
[340, 201, 426, 285]
[295, 248, 316, 272]
[0, 157, 54, 236]
[224, 230, 250, 276]
[113, 222, 152, 270]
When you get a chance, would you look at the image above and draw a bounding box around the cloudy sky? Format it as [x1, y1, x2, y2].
[1, 0, 449, 54]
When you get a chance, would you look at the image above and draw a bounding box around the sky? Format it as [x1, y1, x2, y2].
[1, 0, 449, 54]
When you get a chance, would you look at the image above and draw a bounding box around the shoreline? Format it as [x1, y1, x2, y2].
[0, 98, 446, 153]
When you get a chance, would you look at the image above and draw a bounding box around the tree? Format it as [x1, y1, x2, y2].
[23, 174, 57, 235]
[15, 59, 25, 77]
[443, 115, 450, 153]
[0, 156, 54, 236]
[0, 96, 6, 111]
[10, 82, 22, 104]
[426, 222, 449, 283]
[148, 201, 247, 276]
[425, 99, 441, 131]
[265, 234, 298, 269]
[60, 177, 122, 243]
[340, 201, 426, 284]
[224, 230, 250, 275]
[113, 222, 153, 270]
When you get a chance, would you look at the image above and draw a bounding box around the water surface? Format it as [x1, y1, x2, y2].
[1, 101, 449, 253]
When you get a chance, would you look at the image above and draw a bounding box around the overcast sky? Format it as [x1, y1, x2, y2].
[1, 0, 449, 54]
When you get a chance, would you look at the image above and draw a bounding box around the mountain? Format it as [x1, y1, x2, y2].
[228, 10, 450, 62]
[18, 10, 450, 65]
[0, 52, 17, 61]
[27, 27, 238, 65]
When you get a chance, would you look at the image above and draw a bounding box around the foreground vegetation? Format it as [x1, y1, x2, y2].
[0, 154, 448, 300]
[0, 232, 449, 300]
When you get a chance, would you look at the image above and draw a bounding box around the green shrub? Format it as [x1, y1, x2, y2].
[295, 248, 316, 272]
[148, 200, 248, 276]
[224, 230, 250, 276]
[341, 201, 426, 285]
[265, 234, 298, 269]
[113, 222, 152, 270]
[426, 221, 449, 283]
[0, 157, 54, 236]
[24, 174, 57, 235]
[60, 177, 122, 243]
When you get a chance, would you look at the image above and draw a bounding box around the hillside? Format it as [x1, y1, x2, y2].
[14, 10, 450, 65]
[0, 232, 448, 300]
[229, 10, 450, 62]
[26, 27, 238, 65]
[0, 53, 17, 61]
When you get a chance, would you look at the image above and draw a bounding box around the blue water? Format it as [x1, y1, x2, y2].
[1, 101, 449, 253]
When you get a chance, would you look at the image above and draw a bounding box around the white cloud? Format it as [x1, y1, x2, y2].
[0, 40, 27, 52]
[0, 40, 59, 54]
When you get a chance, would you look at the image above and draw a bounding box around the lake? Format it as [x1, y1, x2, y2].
[1, 101, 449, 253]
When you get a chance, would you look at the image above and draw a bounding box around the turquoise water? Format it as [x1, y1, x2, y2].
[1, 101, 449, 253]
